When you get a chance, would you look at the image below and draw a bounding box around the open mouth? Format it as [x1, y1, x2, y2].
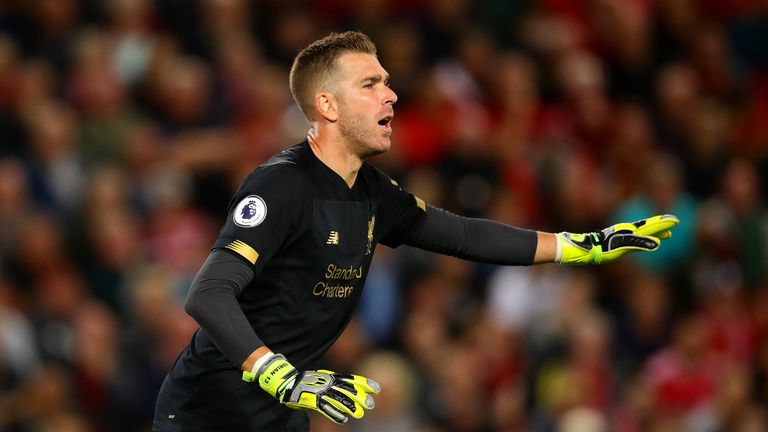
[377, 115, 393, 130]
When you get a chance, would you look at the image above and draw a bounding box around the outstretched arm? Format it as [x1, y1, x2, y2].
[404, 205, 678, 266]
[403, 205, 540, 265]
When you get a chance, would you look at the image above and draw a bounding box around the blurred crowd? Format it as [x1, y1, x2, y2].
[0, 0, 767, 431]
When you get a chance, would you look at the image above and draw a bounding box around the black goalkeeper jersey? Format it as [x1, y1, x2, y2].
[154, 141, 426, 431]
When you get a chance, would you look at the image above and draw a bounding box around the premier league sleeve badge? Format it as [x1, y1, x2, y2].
[233, 195, 267, 228]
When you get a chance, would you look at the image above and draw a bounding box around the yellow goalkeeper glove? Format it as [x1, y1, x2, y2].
[242, 353, 380, 424]
[555, 214, 679, 265]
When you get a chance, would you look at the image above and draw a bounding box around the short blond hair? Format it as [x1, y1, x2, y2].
[289, 31, 377, 120]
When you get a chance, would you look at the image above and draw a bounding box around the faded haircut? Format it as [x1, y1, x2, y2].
[289, 31, 377, 120]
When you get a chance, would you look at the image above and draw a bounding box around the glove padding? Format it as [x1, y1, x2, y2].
[243, 353, 380, 424]
[556, 214, 679, 265]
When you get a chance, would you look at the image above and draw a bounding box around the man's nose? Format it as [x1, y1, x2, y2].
[384, 86, 398, 105]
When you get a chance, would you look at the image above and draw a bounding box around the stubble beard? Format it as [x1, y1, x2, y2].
[338, 104, 389, 160]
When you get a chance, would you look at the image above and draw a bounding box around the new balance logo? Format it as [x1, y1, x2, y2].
[327, 231, 340, 245]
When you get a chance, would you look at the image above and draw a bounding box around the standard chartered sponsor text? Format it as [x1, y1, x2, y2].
[313, 264, 363, 298]
[313, 282, 355, 298]
[325, 264, 363, 280]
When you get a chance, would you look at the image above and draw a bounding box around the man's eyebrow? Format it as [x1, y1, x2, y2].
[362, 74, 390, 83]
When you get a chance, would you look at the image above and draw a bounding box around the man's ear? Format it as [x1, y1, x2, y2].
[315, 92, 338, 122]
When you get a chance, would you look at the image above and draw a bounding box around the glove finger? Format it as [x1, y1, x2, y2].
[321, 392, 365, 419]
[333, 384, 375, 410]
[633, 214, 679, 237]
[318, 370, 379, 402]
[316, 369, 376, 392]
[656, 229, 672, 240]
[339, 374, 381, 394]
[608, 234, 660, 251]
[602, 223, 636, 236]
[316, 370, 379, 394]
[316, 398, 349, 424]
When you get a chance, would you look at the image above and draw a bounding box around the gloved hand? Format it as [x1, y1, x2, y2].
[555, 214, 679, 265]
[242, 353, 380, 424]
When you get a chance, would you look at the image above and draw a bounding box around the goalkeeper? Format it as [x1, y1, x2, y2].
[153, 31, 679, 432]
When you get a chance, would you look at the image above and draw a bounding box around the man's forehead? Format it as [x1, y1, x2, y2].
[335, 52, 388, 80]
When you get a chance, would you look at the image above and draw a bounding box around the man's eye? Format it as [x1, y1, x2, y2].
[363, 83, 373, 88]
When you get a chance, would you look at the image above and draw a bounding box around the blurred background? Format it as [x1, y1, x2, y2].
[0, 0, 767, 431]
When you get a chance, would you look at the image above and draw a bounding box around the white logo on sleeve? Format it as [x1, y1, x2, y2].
[233, 195, 267, 227]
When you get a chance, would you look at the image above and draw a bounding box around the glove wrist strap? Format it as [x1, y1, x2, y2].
[254, 354, 297, 399]
[242, 350, 277, 382]
[554, 233, 564, 264]
[242, 352, 296, 395]
[251, 351, 275, 374]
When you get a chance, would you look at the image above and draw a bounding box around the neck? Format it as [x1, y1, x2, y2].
[307, 126, 362, 189]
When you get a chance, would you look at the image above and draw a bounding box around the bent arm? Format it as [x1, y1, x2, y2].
[184, 249, 272, 371]
[404, 205, 557, 265]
